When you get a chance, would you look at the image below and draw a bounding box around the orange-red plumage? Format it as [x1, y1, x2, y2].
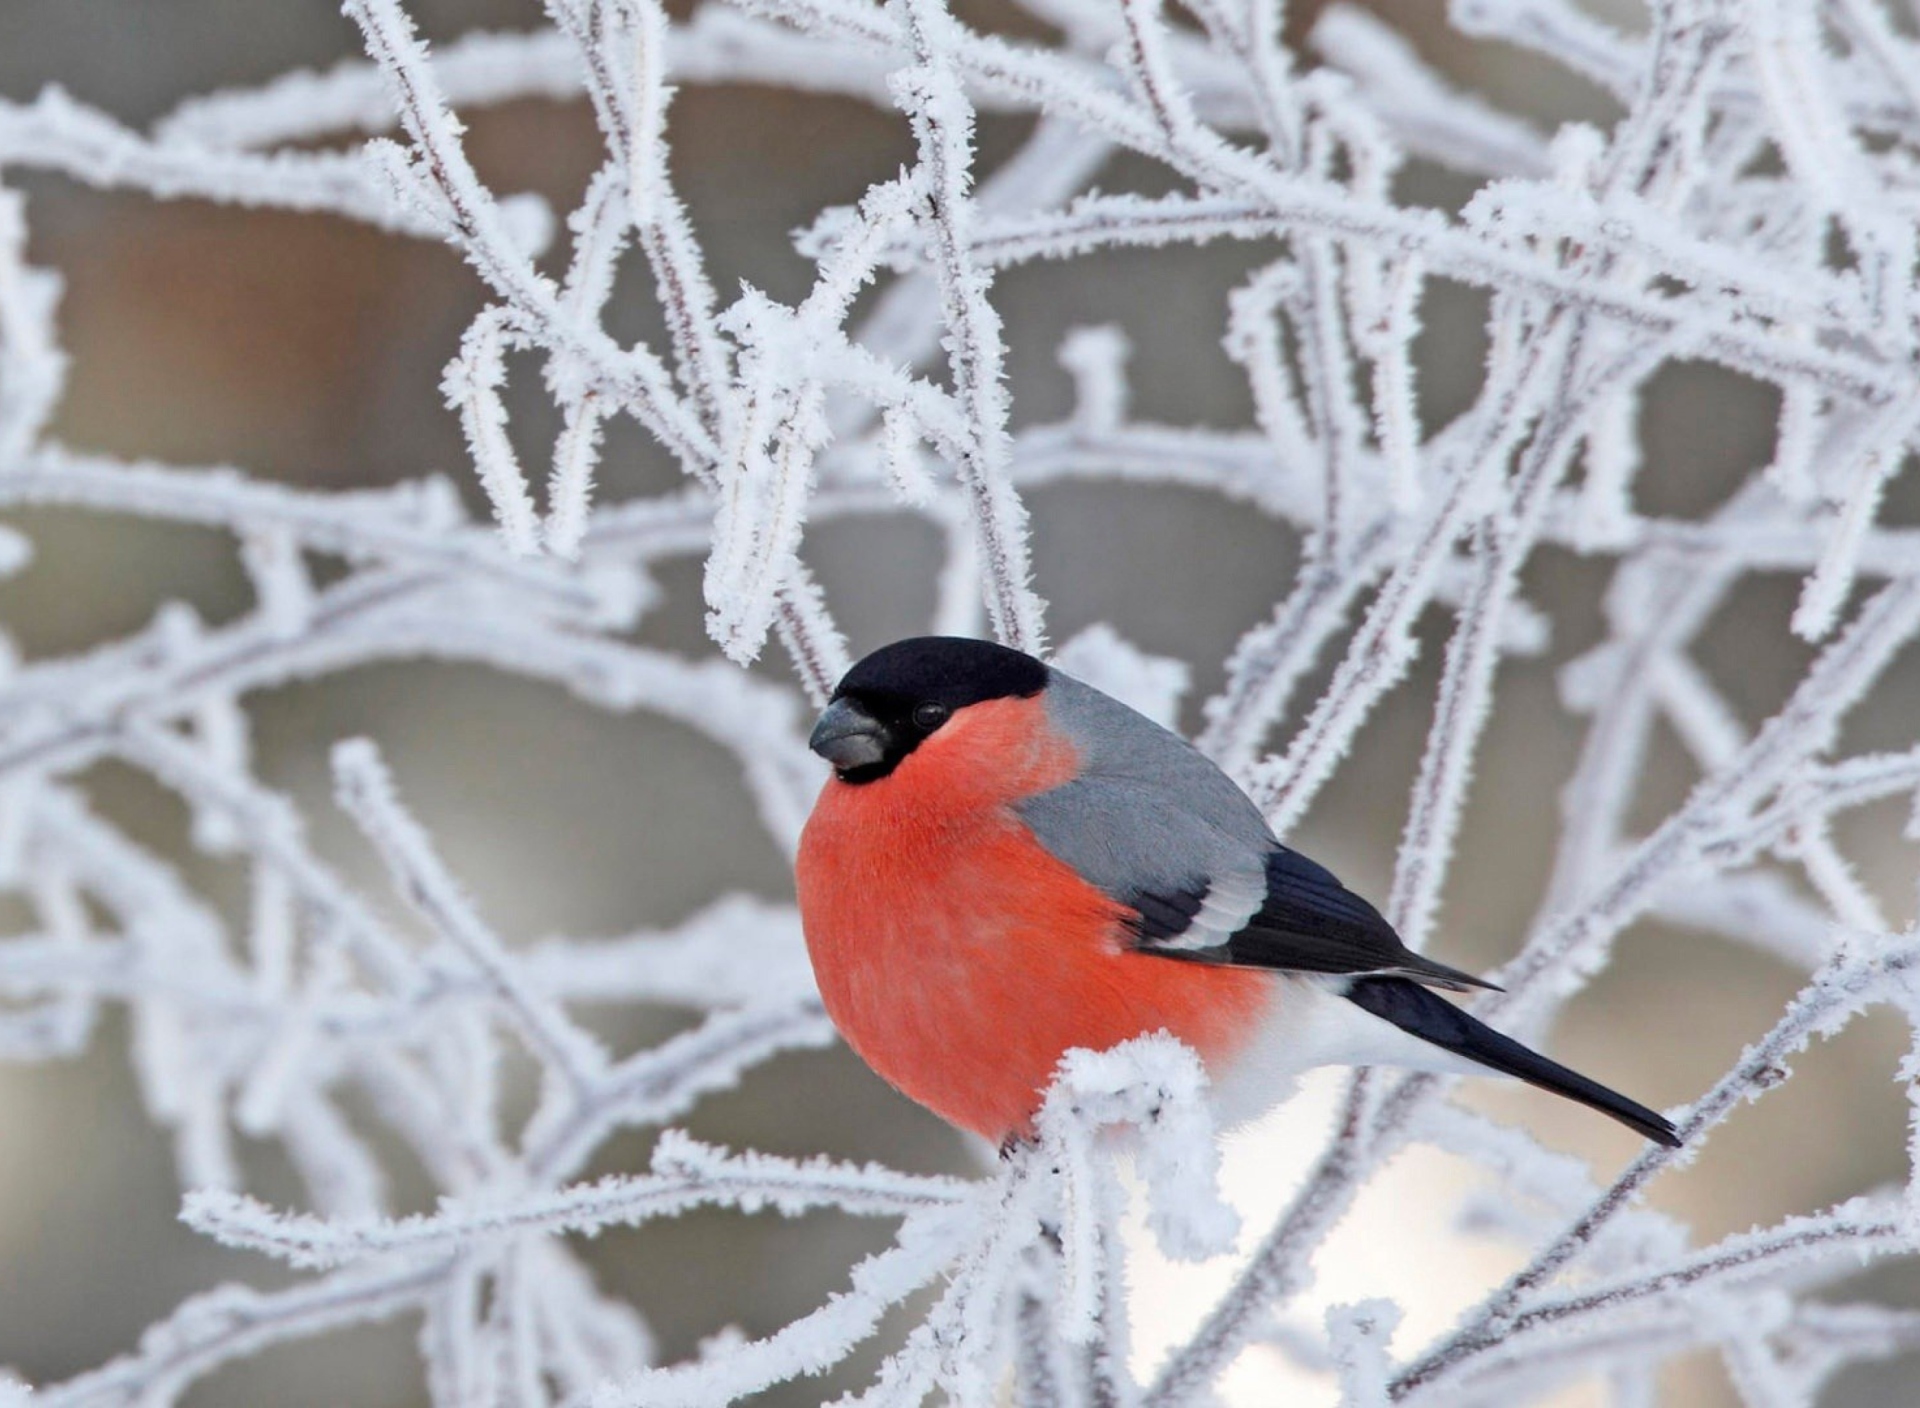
[796, 694, 1268, 1141]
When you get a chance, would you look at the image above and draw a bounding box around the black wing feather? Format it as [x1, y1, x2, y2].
[1126, 884, 1208, 945]
[1131, 847, 1498, 993]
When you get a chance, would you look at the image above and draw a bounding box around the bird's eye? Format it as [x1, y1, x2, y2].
[912, 701, 950, 732]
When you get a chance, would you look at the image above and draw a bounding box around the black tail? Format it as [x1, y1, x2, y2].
[1345, 978, 1681, 1148]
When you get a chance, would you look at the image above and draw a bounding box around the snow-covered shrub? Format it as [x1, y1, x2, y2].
[3, 0, 1920, 1403]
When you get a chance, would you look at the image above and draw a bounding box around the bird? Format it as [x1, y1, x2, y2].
[795, 635, 1679, 1150]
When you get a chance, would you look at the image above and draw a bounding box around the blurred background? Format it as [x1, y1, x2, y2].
[1, 0, 1916, 1403]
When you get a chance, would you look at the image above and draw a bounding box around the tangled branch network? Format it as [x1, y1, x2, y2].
[4, 0, 1920, 1402]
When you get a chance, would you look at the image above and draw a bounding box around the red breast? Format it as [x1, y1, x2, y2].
[796, 693, 1270, 1142]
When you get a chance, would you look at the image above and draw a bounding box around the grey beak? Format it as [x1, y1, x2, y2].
[809, 697, 890, 770]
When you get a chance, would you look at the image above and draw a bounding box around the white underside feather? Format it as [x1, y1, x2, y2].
[1207, 976, 1485, 1129]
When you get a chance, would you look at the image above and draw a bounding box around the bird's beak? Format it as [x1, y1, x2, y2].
[809, 697, 890, 771]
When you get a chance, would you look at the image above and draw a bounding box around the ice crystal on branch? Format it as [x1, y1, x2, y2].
[3, 0, 1920, 1403]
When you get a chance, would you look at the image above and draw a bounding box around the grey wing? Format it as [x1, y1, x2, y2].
[1020, 670, 1494, 992]
[1017, 772, 1273, 951]
[1021, 671, 1273, 949]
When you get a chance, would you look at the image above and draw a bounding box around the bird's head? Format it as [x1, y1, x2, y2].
[809, 636, 1049, 783]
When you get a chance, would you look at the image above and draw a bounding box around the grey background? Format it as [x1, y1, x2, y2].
[0, 1, 1915, 1403]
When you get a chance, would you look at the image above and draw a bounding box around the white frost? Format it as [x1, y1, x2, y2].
[4, 0, 1920, 1405]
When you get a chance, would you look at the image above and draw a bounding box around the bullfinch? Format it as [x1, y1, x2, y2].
[796, 636, 1679, 1149]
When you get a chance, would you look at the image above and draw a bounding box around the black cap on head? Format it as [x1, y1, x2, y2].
[835, 636, 1048, 707]
[810, 637, 1049, 782]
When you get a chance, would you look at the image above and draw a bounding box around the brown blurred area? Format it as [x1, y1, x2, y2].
[1, 1, 1916, 1404]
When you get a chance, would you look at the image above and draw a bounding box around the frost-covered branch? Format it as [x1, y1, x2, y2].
[6, 0, 1920, 1403]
